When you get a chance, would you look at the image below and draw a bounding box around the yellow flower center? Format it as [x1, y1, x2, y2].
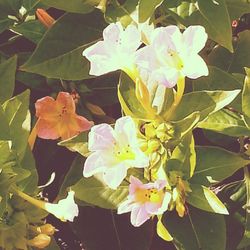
[116, 145, 135, 161]
[135, 188, 164, 204]
[167, 49, 184, 70]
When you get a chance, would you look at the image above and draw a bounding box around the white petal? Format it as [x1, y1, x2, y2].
[183, 25, 207, 53]
[88, 123, 115, 151]
[103, 23, 122, 43]
[83, 152, 106, 177]
[103, 164, 128, 189]
[117, 198, 135, 214]
[157, 192, 172, 214]
[182, 54, 209, 79]
[82, 41, 119, 76]
[114, 116, 137, 145]
[129, 149, 149, 168]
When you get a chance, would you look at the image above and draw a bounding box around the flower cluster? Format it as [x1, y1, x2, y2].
[81, 21, 209, 227]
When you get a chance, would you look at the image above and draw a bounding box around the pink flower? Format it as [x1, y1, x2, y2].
[83, 116, 149, 189]
[135, 25, 208, 88]
[117, 176, 171, 227]
[82, 22, 141, 76]
[35, 92, 93, 140]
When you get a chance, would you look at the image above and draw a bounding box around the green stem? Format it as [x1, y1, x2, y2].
[163, 77, 185, 121]
[12, 188, 46, 210]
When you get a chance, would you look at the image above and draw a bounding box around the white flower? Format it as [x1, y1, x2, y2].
[135, 25, 209, 88]
[45, 191, 79, 222]
[82, 22, 141, 76]
[83, 116, 149, 189]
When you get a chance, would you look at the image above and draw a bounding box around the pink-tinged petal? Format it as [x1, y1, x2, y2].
[56, 92, 75, 113]
[155, 179, 167, 190]
[35, 96, 58, 119]
[131, 205, 150, 227]
[36, 118, 60, 140]
[183, 26, 207, 53]
[114, 116, 137, 145]
[145, 202, 161, 214]
[103, 23, 122, 43]
[120, 24, 141, 52]
[117, 198, 135, 214]
[157, 192, 172, 214]
[182, 54, 209, 79]
[83, 152, 106, 177]
[129, 176, 143, 195]
[88, 123, 115, 151]
[152, 26, 182, 54]
[103, 164, 128, 189]
[152, 67, 179, 88]
[83, 41, 119, 76]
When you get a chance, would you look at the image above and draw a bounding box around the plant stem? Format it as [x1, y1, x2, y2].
[28, 121, 38, 150]
[163, 77, 185, 121]
[110, 210, 122, 250]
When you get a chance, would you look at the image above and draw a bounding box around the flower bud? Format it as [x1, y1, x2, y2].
[36, 9, 55, 28]
[147, 139, 161, 152]
[37, 224, 56, 236]
[27, 234, 51, 249]
[86, 102, 106, 116]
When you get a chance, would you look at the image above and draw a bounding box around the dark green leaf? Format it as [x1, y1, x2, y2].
[41, 0, 99, 14]
[191, 146, 250, 185]
[21, 11, 106, 80]
[187, 184, 228, 214]
[171, 90, 240, 122]
[198, 109, 250, 137]
[0, 56, 17, 104]
[72, 176, 128, 209]
[163, 206, 226, 250]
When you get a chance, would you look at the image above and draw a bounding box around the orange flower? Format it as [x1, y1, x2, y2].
[35, 92, 93, 140]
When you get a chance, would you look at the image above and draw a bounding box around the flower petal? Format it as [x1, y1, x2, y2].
[88, 123, 115, 151]
[35, 96, 58, 119]
[36, 118, 60, 140]
[183, 26, 207, 53]
[117, 198, 134, 214]
[83, 152, 106, 177]
[145, 202, 161, 214]
[157, 192, 172, 214]
[56, 92, 75, 113]
[103, 164, 128, 189]
[83, 41, 119, 76]
[129, 148, 149, 168]
[129, 175, 143, 195]
[131, 205, 150, 227]
[182, 54, 209, 79]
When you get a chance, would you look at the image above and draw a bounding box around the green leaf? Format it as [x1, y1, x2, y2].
[72, 176, 129, 209]
[226, 0, 250, 20]
[12, 20, 46, 43]
[166, 132, 196, 178]
[242, 68, 250, 118]
[21, 11, 106, 80]
[172, 111, 200, 139]
[58, 132, 89, 156]
[196, 0, 233, 52]
[105, 0, 138, 24]
[0, 0, 22, 16]
[163, 206, 226, 250]
[171, 90, 240, 122]
[208, 31, 250, 74]
[138, 0, 163, 22]
[41, 0, 100, 14]
[57, 156, 85, 199]
[191, 146, 250, 185]
[0, 107, 11, 140]
[118, 72, 148, 119]
[198, 109, 250, 137]
[2, 90, 30, 160]
[0, 56, 17, 104]
[187, 184, 228, 214]
[0, 18, 13, 33]
[192, 66, 243, 111]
